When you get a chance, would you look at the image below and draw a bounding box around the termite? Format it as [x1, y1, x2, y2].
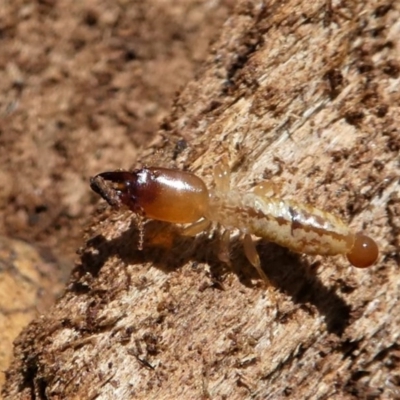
[90, 165, 379, 281]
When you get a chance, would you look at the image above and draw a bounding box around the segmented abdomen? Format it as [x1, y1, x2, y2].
[206, 191, 355, 256]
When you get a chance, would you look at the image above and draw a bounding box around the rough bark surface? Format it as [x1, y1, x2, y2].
[0, 0, 232, 393]
[3, 0, 400, 399]
[0, 237, 64, 391]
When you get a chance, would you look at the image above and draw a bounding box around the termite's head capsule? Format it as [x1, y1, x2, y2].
[346, 233, 379, 268]
[90, 167, 209, 224]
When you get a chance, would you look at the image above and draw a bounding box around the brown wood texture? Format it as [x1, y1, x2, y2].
[3, 1, 400, 399]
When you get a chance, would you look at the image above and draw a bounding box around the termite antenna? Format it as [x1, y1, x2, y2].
[137, 215, 145, 251]
[346, 233, 379, 268]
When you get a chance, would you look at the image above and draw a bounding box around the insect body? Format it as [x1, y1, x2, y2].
[92, 168, 208, 224]
[90, 166, 379, 279]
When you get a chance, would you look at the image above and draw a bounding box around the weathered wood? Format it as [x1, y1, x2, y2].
[3, 0, 400, 399]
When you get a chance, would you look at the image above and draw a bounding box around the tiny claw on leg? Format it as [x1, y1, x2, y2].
[243, 234, 269, 284]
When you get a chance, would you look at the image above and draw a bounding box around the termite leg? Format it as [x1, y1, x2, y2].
[243, 234, 269, 283]
[253, 181, 282, 197]
[182, 218, 212, 236]
[218, 229, 232, 265]
[214, 160, 230, 193]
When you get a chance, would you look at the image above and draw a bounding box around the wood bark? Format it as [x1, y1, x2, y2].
[3, 0, 400, 399]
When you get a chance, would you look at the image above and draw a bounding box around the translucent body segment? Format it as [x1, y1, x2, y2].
[218, 229, 232, 265]
[206, 191, 355, 257]
[182, 218, 211, 236]
[214, 162, 231, 193]
[253, 181, 282, 197]
[243, 234, 269, 282]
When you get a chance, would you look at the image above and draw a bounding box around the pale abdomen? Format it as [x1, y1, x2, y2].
[207, 191, 354, 256]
